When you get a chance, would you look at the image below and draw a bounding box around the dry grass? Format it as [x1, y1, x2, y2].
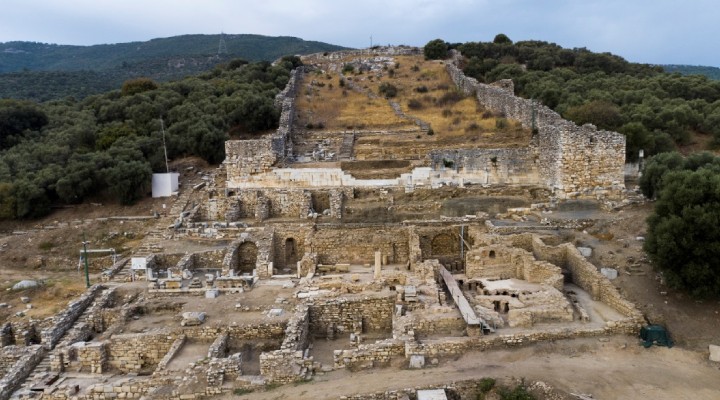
[0, 277, 87, 319]
[294, 72, 411, 131]
[294, 54, 530, 153]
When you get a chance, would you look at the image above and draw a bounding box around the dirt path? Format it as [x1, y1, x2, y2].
[235, 336, 720, 400]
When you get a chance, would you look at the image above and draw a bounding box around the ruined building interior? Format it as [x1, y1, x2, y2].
[0, 47, 643, 400]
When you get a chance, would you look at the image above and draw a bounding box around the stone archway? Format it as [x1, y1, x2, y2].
[238, 242, 258, 274]
[285, 238, 298, 267]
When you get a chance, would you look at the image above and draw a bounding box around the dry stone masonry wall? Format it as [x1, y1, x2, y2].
[446, 50, 625, 198]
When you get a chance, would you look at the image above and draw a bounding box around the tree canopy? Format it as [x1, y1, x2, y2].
[641, 152, 720, 298]
[455, 37, 720, 161]
[0, 58, 297, 218]
[424, 39, 449, 60]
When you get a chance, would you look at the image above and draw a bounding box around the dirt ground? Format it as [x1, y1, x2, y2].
[232, 335, 720, 400]
[571, 203, 720, 351]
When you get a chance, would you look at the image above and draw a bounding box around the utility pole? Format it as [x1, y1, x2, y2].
[160, 118, 169, 173]
[82, 234, 90, 288]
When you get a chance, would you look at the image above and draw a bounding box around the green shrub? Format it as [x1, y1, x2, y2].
[495, 118, 508, 129]
[407, 99, 423, 110]
[466, 122, 480, 131]
[479, 378, 496, 393]
[342, 64, 355, 74]
[437, 91, 464, 106]
[378, 83, 398, 98]
[498, 384, 534, 400]
[424, 39, 449, 60]
[38, 241, 55, 251]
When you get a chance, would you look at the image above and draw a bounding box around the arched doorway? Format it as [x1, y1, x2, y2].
[285, 238, 298, 267]
[238, 242, 258, 274]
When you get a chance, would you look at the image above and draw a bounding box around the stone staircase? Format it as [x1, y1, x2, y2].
[338, 133, 355, 160]
[10, 287, 113, 399]
[10, 357, 53, 399]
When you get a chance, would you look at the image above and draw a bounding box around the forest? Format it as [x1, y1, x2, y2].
[428, 36, 720, 161]
[0, 56, 301, 219]
[0, 34, 345, 101]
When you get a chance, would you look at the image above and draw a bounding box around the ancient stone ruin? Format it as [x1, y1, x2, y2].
[0, 47, 641, 400]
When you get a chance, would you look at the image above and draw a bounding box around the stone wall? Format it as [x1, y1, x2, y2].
[221, 231, 274, 278]
[523, 234, 643, 325]
[0, 324, 12, 348]
[307, 294, 395, 337]
[411, 312, 467, 337]
[181, 323, 286, 341]
[107, 330, 178, 373]
[73, 341, 107, 374]
[308, 225, 410, 265]
[156, 335, 186, 371]
[416, 226, 465, 270]
[465, 245, 564, 290]
[405, 320, 640, 361]
[258, 305, 312, 383]
[0, 346, 25, 377]
[446, 50, 625, 198]
[333, 339, 405, 370]
[225, 67, 301, 185]
[429, 147, 539, 185]
[83, 378, 149, 400]
[0, 345, 45, 400]
[40, 284, 104, 349]
[272, 224, 313, 269]
[225, 138, 279, 177]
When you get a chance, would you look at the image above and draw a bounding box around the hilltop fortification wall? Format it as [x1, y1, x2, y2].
[224, 48, 625, 199]
[224, 67, 302, 178]
[446, 50, 625, 197]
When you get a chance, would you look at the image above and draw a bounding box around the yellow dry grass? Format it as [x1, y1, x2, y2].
[0, 277, 88, 319]
[295, 53, 530, 151]
[294, 72, 412, 131]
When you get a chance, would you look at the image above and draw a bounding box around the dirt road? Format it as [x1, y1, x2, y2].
[236, 336, 720, 400]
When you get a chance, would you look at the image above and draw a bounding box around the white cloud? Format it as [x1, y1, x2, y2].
[0, 0, 718, 65]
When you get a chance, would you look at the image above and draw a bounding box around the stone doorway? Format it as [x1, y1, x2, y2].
[285, 238, 298, 267]
[238, 242, 258, 274]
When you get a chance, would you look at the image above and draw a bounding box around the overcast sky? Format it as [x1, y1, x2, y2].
[1, 0, 718, 66]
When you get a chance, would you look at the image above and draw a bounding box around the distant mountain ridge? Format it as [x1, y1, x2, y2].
[0, 34, 349, 101]
[0, 34, 348, 72]
[661, 64, 720, 80]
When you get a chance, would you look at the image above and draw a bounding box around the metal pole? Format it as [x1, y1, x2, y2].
[82, 234, 90, 288]
[160, 118, 169, 174]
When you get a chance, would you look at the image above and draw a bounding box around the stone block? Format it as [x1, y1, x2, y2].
[709, 345, 720, 362]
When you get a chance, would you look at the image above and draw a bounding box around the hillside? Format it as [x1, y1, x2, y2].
[662, 64, 720, 80]
[0, 34, 348, 101]
[0, 34, 347, 72]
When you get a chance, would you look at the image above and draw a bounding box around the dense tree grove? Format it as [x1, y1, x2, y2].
[641, 152, 720, 298]
[0, 58, 298, 218]
[424, 36, 720, 161]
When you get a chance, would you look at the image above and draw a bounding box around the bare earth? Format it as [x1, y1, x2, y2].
[233, 336, 720, 400]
